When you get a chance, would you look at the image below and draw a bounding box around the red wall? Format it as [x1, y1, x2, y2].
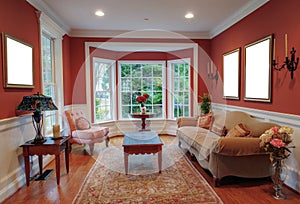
[62, 35, 72, 105]
[0, 0, 41, 119]
[211, 0, 300, 115]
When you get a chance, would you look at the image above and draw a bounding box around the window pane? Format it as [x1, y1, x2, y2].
[132, 66, 141, 77]
[121, 92, 131, 105]
[42, 33, 57, 135]
[121, 64, 131, 77]
[94, 60, 113, 122]
[153, 65, 162, 77]
[119, 62, 163, 119]
[142, 65, 152, 77]
[132, 78, 141, 91]
[171, 62, 190, 118]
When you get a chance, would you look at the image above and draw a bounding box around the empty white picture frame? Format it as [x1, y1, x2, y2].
[2, 33, 34, 88]
[223, 48, 240, 99]
[244, 35, 273, 102]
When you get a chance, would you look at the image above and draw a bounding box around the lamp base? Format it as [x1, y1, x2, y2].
[32, 137, 47, 144]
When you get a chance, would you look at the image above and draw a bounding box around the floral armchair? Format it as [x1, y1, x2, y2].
[64, 109, 109, 155]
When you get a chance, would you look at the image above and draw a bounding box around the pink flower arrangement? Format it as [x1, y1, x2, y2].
[260, 126, 294, 159]
[270, 138, 285, 148]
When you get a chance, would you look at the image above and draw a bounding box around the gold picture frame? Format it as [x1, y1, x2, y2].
[2, 32, 34, 88]
[244, 35, 273, 102]
[223, 48, 240, 100]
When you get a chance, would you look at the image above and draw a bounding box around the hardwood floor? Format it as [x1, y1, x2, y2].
[3, 136, 299, 204]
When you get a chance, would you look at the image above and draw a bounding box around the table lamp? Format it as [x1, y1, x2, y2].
[16, 92, 58, 143]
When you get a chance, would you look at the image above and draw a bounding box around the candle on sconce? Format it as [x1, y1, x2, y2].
[207, 62, 210, 75]
[285, 34, 288, 57]
[273, 38, 276, 60]
[53, 124, 60, 138]
[211, 62, 214, 75]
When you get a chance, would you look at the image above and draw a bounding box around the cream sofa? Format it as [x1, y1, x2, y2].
[177, 111, 277, 186]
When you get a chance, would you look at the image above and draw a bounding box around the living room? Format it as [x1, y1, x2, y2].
[0, 0, 299, 203]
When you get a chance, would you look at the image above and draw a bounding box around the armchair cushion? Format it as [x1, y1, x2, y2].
[75, 117, 91, 130]
[72, 126, 109, 140]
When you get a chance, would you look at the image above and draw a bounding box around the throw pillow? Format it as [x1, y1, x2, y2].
[226, 123, 250, 137]
[75, 117, 91, 130]
[210, 122, 227, 136]
[197, 112, 213, 129]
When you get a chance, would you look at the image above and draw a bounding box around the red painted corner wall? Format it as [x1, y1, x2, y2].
[0, 0, 41, 119]
[62, 35, 72, 105]
[211, 0, 300, 115]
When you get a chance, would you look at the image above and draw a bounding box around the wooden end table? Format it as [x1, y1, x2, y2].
[130, 113, 154, 131]
[20, 136, 70, 186]
[122, 132, 163, 174]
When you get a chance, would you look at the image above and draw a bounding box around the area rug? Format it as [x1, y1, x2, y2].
[73, 145, 223, 204]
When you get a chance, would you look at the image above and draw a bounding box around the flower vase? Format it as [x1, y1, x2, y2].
[271, 156, 287, 200]
[140, 105, 146, 114]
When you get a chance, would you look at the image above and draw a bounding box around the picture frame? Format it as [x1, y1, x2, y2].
[2, 32, 34, 88]
[223, 48, 240, 100]
[244, 35, 273, 102]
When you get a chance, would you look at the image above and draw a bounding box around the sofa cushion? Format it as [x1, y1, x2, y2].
[177, 126, 219, 160]
[177, 117, 198, 128]
[197, 112, 212, 129]
[214, 137, 265, 156]
[226, 123, 250, 137]
[210, 122, 227, 136]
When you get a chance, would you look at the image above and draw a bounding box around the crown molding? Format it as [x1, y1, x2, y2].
[26, 0, 70, 33]
[209, 0, 270, 38]
[69, 29, 210, 39]
[27, 0, 269, 40]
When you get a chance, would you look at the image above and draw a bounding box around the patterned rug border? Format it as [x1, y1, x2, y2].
[73, 145, 223, 204]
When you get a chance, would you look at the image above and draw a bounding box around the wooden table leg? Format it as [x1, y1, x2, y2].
[38, 155, 43, 175]
[65, 142, 69, 173]
[158, 151, 162, 173]
[124, 152, 129, 175]
[55, 154, 60, 185]
[24, 155, 30, 186]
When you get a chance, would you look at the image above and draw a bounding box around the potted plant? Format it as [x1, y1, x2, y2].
[200, 93, 211, 115]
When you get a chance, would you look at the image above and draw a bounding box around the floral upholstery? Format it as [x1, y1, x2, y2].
[65, 109, 109, 155]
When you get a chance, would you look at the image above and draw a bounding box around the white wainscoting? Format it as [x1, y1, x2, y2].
[212, 103, 300, 193]
[2, 103, 298, 202]
[0, 115, 54, 203]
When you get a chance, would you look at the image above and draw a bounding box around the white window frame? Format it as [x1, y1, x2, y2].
[84, 42, 198, 120]
[118, 60, 166, 120]
[167, 58, 191, 119]
[40, 13, 65, 135]
[92, 57, 116, 122]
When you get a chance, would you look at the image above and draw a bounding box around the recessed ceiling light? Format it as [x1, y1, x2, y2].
[185, 12, 194, 19]
[95, 10, 105, 17]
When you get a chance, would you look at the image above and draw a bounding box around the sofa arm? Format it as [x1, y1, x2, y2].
[177, 117, 198, 128]
[213, 137, 266, 156]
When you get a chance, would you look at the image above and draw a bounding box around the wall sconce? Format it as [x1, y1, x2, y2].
[207, 62, 218, 83]
[272, 34, 299, 79]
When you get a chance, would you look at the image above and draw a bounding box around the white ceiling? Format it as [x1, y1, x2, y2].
[28, 0, 269, 39]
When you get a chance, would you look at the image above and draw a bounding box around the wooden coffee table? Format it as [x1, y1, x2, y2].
[122, 131, 163, 174]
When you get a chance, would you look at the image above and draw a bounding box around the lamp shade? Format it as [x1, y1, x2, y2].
[16, 92, 58, 112]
